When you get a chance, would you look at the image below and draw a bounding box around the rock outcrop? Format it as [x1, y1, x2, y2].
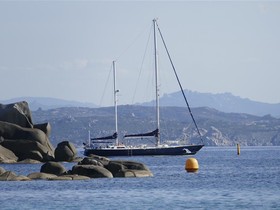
[78, 155, 110, 166]
[72, 165, 113, 178]
[27, 172, 58, 180]
[0, 171, 30, 181]
[106, 160, 153, 178]
[0, 154, 153, 181]
[0, 101, 33, 128]
[40, 161, 67, 176]
[0, 101, 55, 162]
[0, 166, 6, 174]
[0, 101, 154, 181]
[0, 145, 18, 163]
[33, 122, 51, 138]
[75, 156, 153, 178]
[54, 141, 77, 162]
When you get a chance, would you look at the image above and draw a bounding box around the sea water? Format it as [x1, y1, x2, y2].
[1, 146, 279, 209]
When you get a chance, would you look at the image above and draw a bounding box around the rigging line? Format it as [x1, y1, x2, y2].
[131, 24, 153, 104]
[115, 24, 151, 61]
[99, 63, 113, 107]
[156, 22, 204, 144]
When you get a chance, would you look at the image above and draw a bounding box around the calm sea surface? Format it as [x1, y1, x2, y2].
[1, 146, 280, 209]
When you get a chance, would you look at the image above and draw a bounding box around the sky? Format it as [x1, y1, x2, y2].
[1, 1, 280, 106]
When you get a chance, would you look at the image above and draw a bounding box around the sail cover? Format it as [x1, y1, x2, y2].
[91, 132, 117, 140]
[124, 129, 159, 138]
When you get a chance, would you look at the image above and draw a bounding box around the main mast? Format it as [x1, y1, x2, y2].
[153, 19, 160, 147]
[113, 61, 119, 145]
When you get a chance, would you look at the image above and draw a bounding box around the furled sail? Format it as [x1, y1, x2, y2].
[124, 129, 159, 138]
[91, 132, 117, 141]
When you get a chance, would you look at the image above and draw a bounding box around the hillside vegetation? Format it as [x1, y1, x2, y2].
[32, 105, 280, 147]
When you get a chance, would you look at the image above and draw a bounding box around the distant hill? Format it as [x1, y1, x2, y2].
[0, 97, 97, 111]
[1, 90, 280, 117]
[141, 90, 280, 117]
[2, 94, 279, 147]
[32, 105, 280, 147]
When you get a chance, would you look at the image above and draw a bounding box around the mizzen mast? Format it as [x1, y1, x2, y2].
[113, 61, 119, 145]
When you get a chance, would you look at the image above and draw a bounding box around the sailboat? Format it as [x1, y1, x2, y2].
[84, 19, 204, 156]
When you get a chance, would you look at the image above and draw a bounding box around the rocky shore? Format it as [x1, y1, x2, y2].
[0, 155, 153, 181]
[0, 101, 153, 181]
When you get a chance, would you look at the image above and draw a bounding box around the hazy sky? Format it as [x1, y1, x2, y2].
[1, 1, 280, 106]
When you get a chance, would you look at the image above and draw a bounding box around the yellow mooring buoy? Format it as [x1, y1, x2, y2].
[237, 143, 240, 155]
[185, 158, 199, 173]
